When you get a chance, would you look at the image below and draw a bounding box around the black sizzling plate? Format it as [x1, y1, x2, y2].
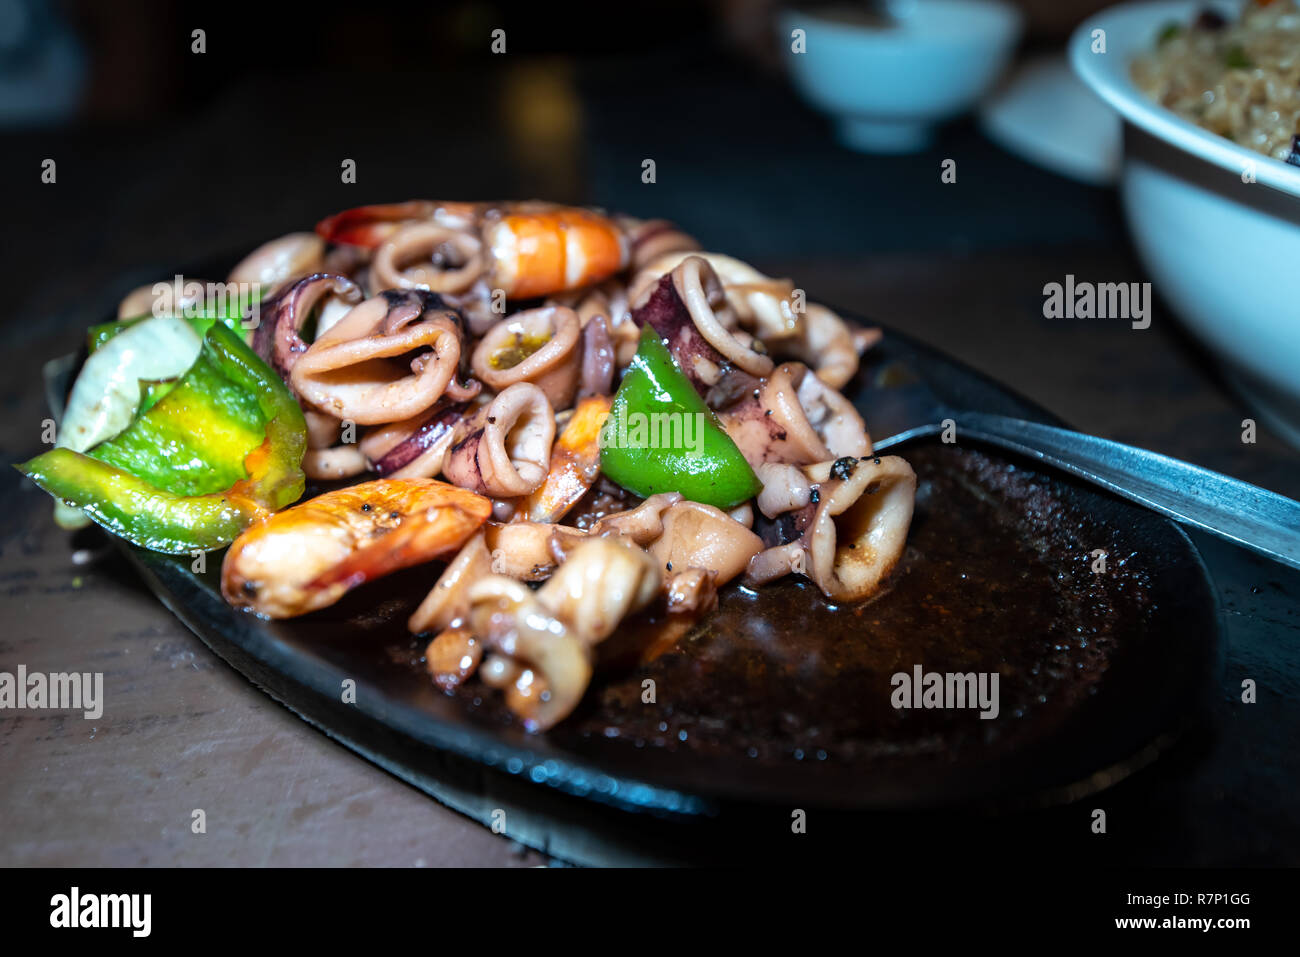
[114, 296, 1222, 827]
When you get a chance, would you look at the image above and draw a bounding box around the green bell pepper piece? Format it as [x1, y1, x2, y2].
[18, 323, 307, 554]
[599, 325, 761, 510]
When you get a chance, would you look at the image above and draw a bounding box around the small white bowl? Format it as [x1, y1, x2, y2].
[779, 0, 1024, 153]
[1071, 1, 1300, 445]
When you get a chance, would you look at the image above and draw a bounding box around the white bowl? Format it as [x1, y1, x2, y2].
[1071, 1, 1300, 445]
[780, 0, 1023, 153]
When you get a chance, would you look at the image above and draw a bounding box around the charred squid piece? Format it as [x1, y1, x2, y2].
[361, 400, 471, 479]
[228, 232, 327, 295]
[251, 273, 363, 381]
[409, 531, 491, 634]
[577, 313, 616, 399]
[620, 217, 701, 272]
[442, 383, 556, 498]
[470, 305, 582, 409]
[719, 362, 871, 468]
[520, 395, 612, 524]
[424, 625, 482, 691]
[632, 250, 800, 343]
[557, 282, 638, 370]
[482, 521, 589, 581]
[776, 303, 873, 391]
[467, 577, 589, 731]
[630, 255, 773, 406]
[466, 536, 661, 730]
[663, 567, 719, 615]
[753, 461, 815, 519]
[314, 200, 479, 248]
[302, 445, 369, 481]
[746, 455, 917, 603]
[300, 408, 369, 481]
[644, 500, 764, 587]
[585, 492, 683, 545]
[369, 222, 486, 296]
[753, 500, 817, 550]
[289, 289, 478, 425]
[442, 276, 502, 337]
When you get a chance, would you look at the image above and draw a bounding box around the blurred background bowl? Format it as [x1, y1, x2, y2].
[1072, 0, 1300, 446]
[778, 0, 1024, 152]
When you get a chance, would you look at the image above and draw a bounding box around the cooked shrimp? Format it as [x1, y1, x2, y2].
[484, 205, 628, 298]
[222, 478, 491, 618]
[316, 201, 629, 299]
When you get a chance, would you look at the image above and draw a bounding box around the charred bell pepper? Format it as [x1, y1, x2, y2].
[599, 325, 760, 509]
[17, 322, 307, 554]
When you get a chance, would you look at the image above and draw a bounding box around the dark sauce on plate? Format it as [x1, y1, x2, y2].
[392, 443, 1155, 767]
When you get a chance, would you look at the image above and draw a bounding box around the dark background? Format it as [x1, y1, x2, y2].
[1, 0, 1297, 866]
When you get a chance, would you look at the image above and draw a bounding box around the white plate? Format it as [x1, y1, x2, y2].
[980, 53, 1122, 186]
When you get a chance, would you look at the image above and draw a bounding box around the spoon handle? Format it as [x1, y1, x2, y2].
[958, 412, 1300, 571]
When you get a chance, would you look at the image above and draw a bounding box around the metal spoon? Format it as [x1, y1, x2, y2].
[858, 355, 1300, 571]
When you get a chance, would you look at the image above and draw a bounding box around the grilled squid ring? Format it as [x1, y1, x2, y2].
[482, 521, 589, 581]
[424, 625, 482, 691]
[720, 362, 870, 467]
[470, 306, 582, 409]
[302, 445, 369, 480]
[634, 250, 799, 342]
[779, 302, 866, 391]
[746, 455, 916, 603]
[370, 222, 485, 295]
[466, 576, 592, 732]
[290, 290, 478, 425]
[442, 383, 556, 498]
[670, 255, 774, 378]
[586, 492, 683, 545]
[559, 282, 638, 370]
[409, 531, 492, 634]
[228, 232, 327, 295]
[754, 462, 815, 518]
[645, 501, 764, 587]
[630, 256, 772, 404]
[622, 217, 701, 272]
[360, 401, 469, 479]
[299, 406, 368, 480]
[465, 536, 660, 729]
[252, 273, 363, 380]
